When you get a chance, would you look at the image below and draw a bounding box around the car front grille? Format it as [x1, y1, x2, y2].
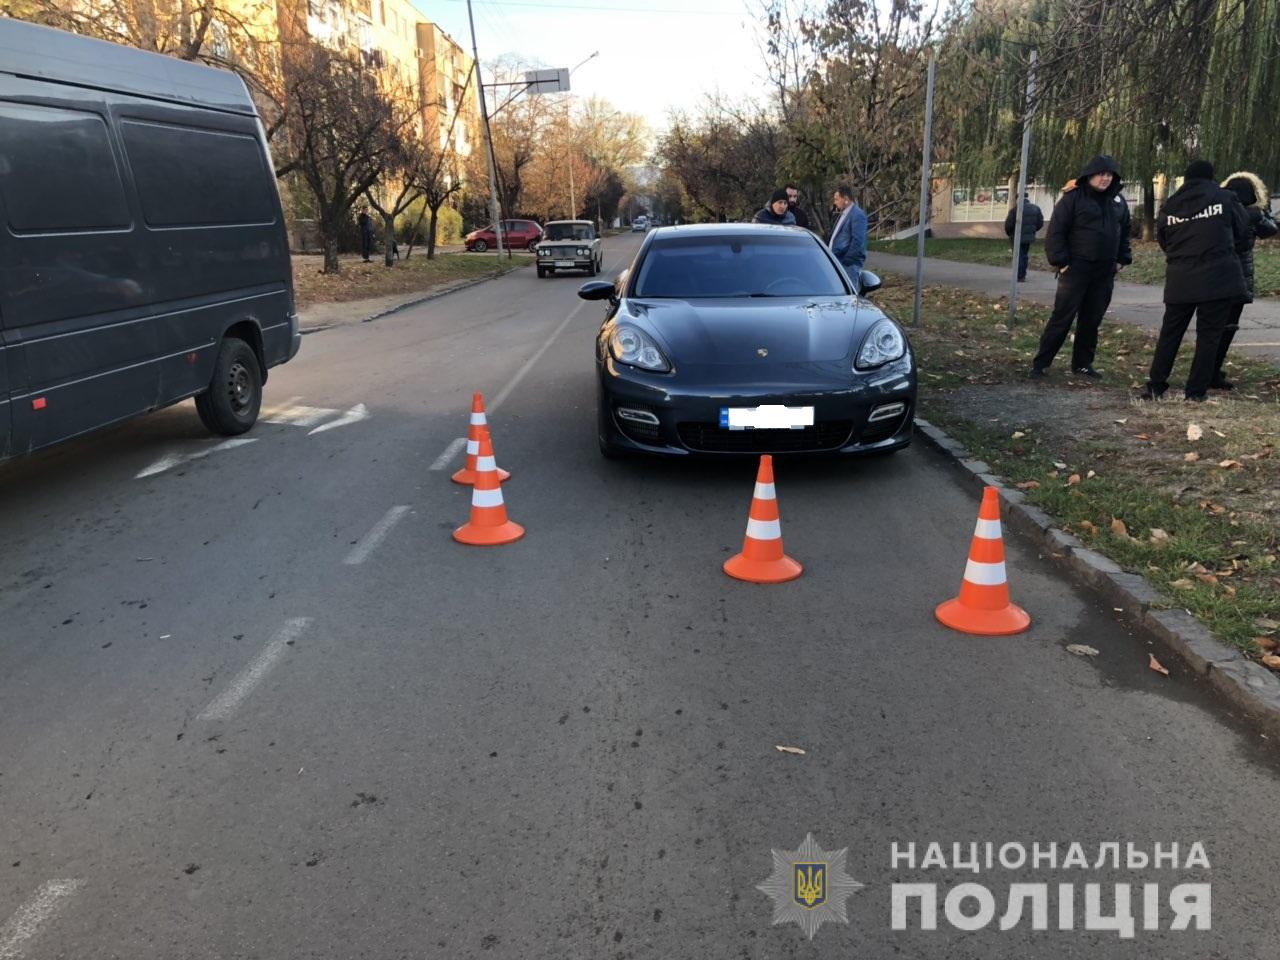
[676, 421, 853, 453]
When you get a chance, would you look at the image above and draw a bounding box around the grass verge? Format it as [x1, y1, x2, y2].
[873, 274, 1280, 661]
[870, 236, 1280, 298]
[292, 252, 532, 310]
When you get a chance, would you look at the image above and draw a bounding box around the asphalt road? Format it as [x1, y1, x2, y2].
[1, 232, 1278, 959]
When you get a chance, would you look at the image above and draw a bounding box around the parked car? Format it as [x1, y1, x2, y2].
[536, 220, 603, 278]
[631, 216, 649, 233]
[578, 224, 915, 459]
[0, 19, 300, 459]
[464, 219, 542, 252]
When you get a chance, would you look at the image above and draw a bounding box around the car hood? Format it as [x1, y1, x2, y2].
[624, 297, 876, 364]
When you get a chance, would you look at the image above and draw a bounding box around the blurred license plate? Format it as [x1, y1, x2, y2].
[719, 405, 815, 431]
[555, 260, 575, 267]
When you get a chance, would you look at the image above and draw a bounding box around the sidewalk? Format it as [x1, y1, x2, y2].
[868, 251, 1280, 367]
[298, 277, 490, 333]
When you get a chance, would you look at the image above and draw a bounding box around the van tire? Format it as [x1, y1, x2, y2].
[196, 337, 262, 436]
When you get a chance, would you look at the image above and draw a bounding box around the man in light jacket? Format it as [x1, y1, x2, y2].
[829, 183, 868, 286]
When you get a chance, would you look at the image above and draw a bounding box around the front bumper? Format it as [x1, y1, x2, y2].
[538, 248, 595, 269]
[598, 355, 916, 456]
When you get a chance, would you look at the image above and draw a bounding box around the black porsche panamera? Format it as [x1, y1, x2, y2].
[578, 223, 917, 458]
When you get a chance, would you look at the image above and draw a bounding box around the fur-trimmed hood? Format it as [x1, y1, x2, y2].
[1221, 171, 1269, 210]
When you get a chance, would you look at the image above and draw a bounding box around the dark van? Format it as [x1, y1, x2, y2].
[0, 19, 300, 460]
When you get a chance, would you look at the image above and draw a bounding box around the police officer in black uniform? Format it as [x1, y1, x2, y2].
[1030, 155, 1132, 380]
[1142, 161, 1252, 401]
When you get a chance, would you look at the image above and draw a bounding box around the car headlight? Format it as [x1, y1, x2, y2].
[855, 319, 906, 370]
[539, 248, 549, 257]
[577, 247, 588, 256]
[609, 325, 670, 372]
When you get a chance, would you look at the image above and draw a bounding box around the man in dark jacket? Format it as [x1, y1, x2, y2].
[357, 206, 375, 262]
[754, 189, 797, 225]
[1143, 161, 1252, 401]
[1030, 155, 1133, 379]
[1004, 192, 1044, 281]
[1211, 172, 1278, 388]
[785, 184, 813, 232]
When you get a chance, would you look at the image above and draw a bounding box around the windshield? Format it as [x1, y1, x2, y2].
[633, 234, 848, 299]
[545, 223, 594, 241]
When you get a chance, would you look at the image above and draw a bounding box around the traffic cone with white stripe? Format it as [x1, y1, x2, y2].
[453, 428, 524, 546]
[723, 455, 802, 583]
[452, 393, 510, 485]
[935, 486, 1030, 635]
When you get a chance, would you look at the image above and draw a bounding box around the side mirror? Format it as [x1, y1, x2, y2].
[859, 269, 882, 295]
[578, 280, 616, 302]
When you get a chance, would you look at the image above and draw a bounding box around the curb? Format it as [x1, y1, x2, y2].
[299, 267, 526, 335]
[915, 416, 1280, 738]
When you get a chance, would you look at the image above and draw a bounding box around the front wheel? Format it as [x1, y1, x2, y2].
[195, 337, 262, 436]
[473, 239, 488, 253]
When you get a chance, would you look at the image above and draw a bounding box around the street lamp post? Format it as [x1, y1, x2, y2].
[465, 0, 504, 260]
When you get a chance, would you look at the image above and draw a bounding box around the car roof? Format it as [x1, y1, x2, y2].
[0, 18, 256, 116]
[545, 220, 593, 226]
[647, 222, 811, 238]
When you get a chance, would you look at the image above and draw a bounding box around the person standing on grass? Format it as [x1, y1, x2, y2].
[1209, 172, 1278, 389]
[1004, 191, 1044, 282]
[358, 206, 375, 263]
[1030, 155, 1132, 380]
[754, 189, 797, 226]
[1142, 160, 1251, 402]
[829, 183, 868, 285]
[785, 184, 813, 232]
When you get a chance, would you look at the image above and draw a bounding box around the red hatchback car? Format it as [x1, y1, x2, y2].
[464, 219, 542, 252]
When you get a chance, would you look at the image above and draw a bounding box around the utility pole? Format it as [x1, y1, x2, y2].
[1009, 48, 1037, 330]
[912, 50, 937, 326]
[466, 0, 504, 259]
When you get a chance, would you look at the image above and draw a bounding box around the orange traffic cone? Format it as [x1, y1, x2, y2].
[723, 455, 802, 584]
[453, 429, 524, 546]
[452, 393, 510, 485]
[935, 486, 1030, 635]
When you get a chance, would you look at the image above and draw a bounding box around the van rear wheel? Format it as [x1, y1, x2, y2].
[196, 337, 262, 436]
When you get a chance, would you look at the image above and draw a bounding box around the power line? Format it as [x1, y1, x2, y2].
[440, 0, 744, 15]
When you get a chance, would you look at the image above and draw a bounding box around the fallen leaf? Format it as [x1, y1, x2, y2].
[1254, 636, 1279, 652]
[1195, 573, 1219, 586]
[1184, 452, 1201, 462]
[1262, 655, 1280, 671]
[1066, 644, 1100, 657]
[1149, 528, 1170, 543]
[1134, 433, 1151, 441]
[1185, 561, 1210, 575]
[1148, 654, 1170, 676]
[1067, 473, 1081, 486]
[1016, 480, 1040, 490]
[1186, 423, 1203, 441]
[1053, 461, 1068, 470]
[1170, 578, 1194, 590]
[1011, 431, 1026, 439]
[1087, 470, 1097, 479]
[1110, 518, 1130, 538]
[1218, 459, 1242, 469]
[1212, 429, 1226, 438]
[1255, 618, 1280, 633]
[1114, 418, 1128, 425]
[1079, 520, 1099, 535]
[774, 745, 806, 756]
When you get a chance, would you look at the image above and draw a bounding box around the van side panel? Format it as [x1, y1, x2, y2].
[0, 72, 295, 454]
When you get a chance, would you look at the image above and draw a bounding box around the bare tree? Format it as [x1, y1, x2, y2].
[285, 46, 407, 274]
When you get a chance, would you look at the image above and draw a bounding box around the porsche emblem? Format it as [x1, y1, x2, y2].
[757, 347, 769, 357]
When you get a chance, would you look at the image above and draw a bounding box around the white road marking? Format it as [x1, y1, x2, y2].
[308, 403, 370, 435]
[343, 506, 411, 565]
[263, 404, 336, 427]
[197, 618, 311, 721]
[429, 248, 625, 469]
[135, 438, 256, 479]
[0, 879, 85, 959]
[429, 437, 468, 471]
[258, 395, 303, 419]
